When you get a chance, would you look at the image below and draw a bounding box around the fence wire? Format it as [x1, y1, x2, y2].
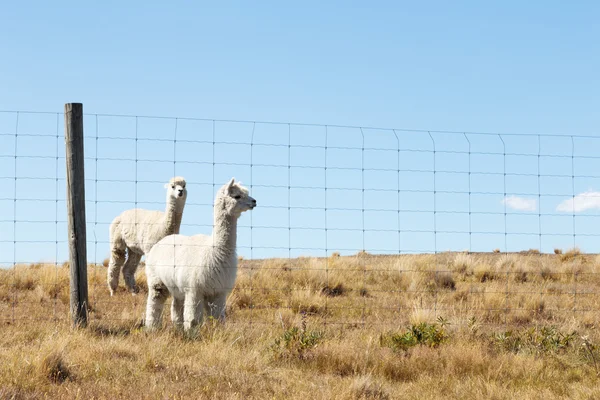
[1, 110, 600, 332]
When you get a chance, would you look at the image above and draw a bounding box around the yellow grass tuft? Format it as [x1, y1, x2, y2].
[39, 351, 71, 383]
[560, 247, 582, 262]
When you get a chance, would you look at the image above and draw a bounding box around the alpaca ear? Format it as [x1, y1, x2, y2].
[226, 177, 236, 194]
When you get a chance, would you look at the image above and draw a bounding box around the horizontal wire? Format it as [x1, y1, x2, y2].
[5, 207, 600, 224]
[2, 185, 600, 200]
[3, 108, 600, 138]
[5, 135, 600, 160]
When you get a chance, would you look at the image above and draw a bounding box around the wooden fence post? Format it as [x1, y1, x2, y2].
[64, 103, 88, 327]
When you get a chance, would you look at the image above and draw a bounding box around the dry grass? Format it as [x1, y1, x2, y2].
[1, 252, 600, 399]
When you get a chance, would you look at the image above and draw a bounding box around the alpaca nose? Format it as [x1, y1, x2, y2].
[177, 189, 184, 197]
[252, 199, 257, 206]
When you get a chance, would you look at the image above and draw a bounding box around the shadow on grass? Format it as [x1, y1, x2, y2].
[88, 319, 144, 337]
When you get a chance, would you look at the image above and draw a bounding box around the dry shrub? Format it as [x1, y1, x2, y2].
[39, 352, 71, 383]
[452, 253, 474, 275]
[0, 284, 10, 302]
[229, 289, 253, 309]
[496, 254, 518, 271]
[321, 283, 346, 297]
[554, 248, 563, 255]
[474, 263, 500, 282]
[510, 309, 532, 325]
[520, 249, 540, 255]
[539, 264, 559, 282]
[350, 376, 389, 400]
[357, 250, 370, 258]
[331, 252, 341, 258]
[560, 247, 581, 263]
[493, 248, 501, 253]
[511, 265, 528, 283]
[289, 289, 327, 316]
[408, 305, 436, 325]
[434, 271, 456, 290]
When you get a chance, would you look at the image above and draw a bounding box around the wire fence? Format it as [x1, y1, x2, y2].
[1, 108, 600, 331]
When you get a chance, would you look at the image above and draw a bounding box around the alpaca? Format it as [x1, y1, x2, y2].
[107, 177, 187, 296]
[144, 178, 256, 331]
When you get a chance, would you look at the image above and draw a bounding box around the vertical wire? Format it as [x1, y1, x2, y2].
[499, 134, 508, 328]
[250, 122, 255, 325]
[54, 113, 60, 322]
[393, 130, 401, 324]
[465, 133, 473, 315]
[212, 119, 216, 276]
[428, 132, 438, 319]
[464, 133, 472, 252]
[173, 118, 178, 178]
[134, 117, 138, 257]
[360, 128, 365, 327]
[324, 125, 328, 326]
[12, 112, 19, 324]
[172, 118, 177, 321]
[571, 136, 577, 316]
[393, 130, 400, 256]
[537, 135, 543, 321]
[93, 115, 99, 323]
[287, 124, 292, 320]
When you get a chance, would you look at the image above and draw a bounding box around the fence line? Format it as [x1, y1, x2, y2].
[0, 106, 599, 333]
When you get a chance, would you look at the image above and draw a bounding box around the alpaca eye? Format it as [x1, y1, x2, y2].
[171, 185, 175, 189]
[234, 195, 241, 200]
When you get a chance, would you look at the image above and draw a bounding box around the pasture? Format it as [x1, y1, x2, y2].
[1, 250, 599, 399]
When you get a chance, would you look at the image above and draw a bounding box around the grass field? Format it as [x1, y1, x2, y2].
[1, 249, 600, 399]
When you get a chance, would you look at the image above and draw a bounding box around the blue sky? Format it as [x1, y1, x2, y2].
[1, 1, 600, 265]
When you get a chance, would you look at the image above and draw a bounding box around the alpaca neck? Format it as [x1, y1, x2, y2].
[163, 199, 184, 234]
[211, 207, 238, 259]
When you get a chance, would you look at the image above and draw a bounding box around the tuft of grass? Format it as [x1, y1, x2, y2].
[561, 247, 582, 262]
[434, 271, 456, 290]
[452, 252, 474, 275]
[473, 263, 499, 282]
[350, 376, 389, 400]
[380, 320, 449, 352]
[357, 250, 370, 258]
[321, 283, 346, 297]
[39, 352, 71, 383]
[271, 317, 323, 360]
[493, 326, 576, 355]
[520, 249, 541, 255]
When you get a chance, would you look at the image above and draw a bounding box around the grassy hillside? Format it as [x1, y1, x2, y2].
[1, 250, 600, 399]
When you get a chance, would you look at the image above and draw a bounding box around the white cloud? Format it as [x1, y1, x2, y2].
[556, 191, 600, 213]
[502, 196, 537, 212]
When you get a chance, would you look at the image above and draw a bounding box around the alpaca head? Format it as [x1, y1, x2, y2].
[217, 178, 256, 218]
[165, 176, 187, 204]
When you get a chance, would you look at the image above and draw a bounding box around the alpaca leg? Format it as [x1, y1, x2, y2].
[145, 280, 168, 331]
[122, 250, 142, 295]
[107, 240, 126, 296]
[171, 297, 184, 329]
[183, 293, 203, 331]
[208, 292, 228, 322]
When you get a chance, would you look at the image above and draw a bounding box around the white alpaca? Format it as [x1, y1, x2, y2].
[144, 178, 256, 331]
[107, 177, 187, 296]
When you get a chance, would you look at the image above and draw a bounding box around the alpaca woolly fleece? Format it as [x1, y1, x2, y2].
[107, 177, 187, 295]
[144, 178, 256, 331]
